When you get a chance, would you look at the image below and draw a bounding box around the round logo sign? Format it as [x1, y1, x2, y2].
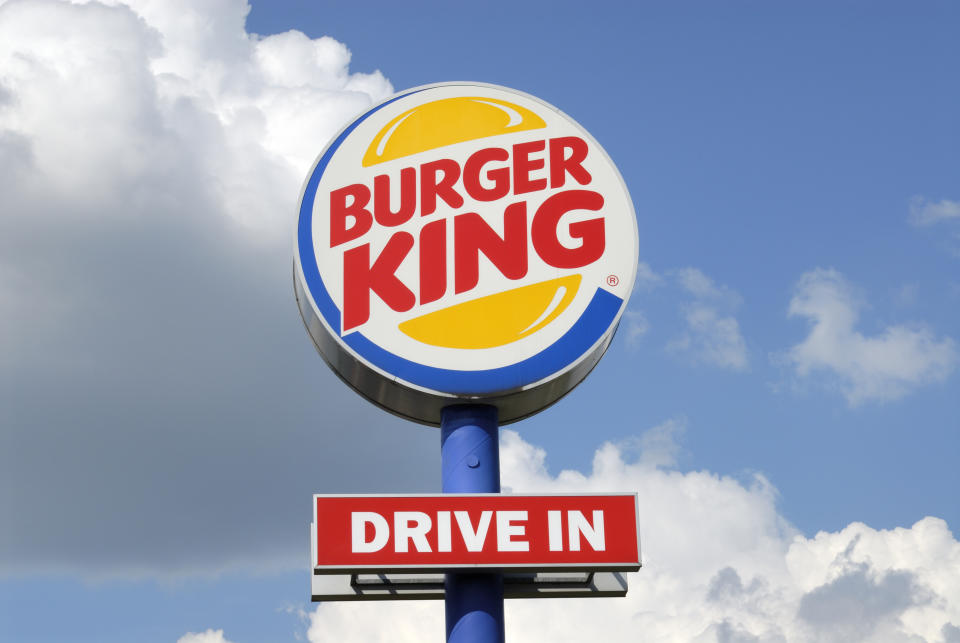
[294, 82, 638, 425]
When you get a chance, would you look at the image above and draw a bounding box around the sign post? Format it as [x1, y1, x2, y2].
[441, 405, 503, 643]
[295, 81, 640, 641]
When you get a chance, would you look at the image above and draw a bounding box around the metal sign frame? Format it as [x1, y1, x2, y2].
[311, 570, 631, 601]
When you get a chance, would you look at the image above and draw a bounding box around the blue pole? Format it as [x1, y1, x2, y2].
[440, 404, 505, 643]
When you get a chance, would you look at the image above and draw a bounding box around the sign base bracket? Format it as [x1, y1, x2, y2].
[311, 571, 629, 601]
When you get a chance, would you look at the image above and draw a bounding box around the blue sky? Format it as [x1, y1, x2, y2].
[1, 1, 957, 641]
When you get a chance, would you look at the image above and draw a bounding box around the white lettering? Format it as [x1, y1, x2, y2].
[394, 511, 432, 553]
[437, 511, 452, 553]
[351, 511, 389, 553]
[351, 506, 608, 557]
[455, 511, 492, 552]
[496, 511, 529, 552]
[568, 510, 605, 552]
[547, 510, 563, 551]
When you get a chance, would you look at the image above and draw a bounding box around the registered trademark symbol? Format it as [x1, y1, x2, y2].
[607, 275, 619, 287]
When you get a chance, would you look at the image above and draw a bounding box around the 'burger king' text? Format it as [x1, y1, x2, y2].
[328, 136, 608, 332]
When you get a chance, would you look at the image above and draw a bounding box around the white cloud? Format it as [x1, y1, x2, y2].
[177, 629, 236, 643]
[782, 268, 958, 405]
[305, 427, 960, 642]
[0, 0, 444, 578]
[667, 268, 749, 371]
[635, 261, 663, 289]
[0, 0, 391, 236]
[623, 310, 650, 346]
[622, 261, 658, 350]
[622, 265, 748, 367]
[675, 267, 727, 300]
[909, 196, 960, 226]
[668, 304, 750, 371]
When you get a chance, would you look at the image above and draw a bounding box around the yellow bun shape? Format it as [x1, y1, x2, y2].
[363, 96, 547, 167]
[398, 275, 580, 349]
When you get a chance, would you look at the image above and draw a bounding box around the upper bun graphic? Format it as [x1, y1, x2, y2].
[363, 97, 547, 167]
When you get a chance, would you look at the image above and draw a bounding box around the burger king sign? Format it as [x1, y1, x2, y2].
[294, 83, 638, 425]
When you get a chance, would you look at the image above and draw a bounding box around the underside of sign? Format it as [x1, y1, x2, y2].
[311, 570, 630, 601]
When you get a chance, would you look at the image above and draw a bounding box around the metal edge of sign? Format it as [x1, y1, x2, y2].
[312, 491, 643, 505]
[313, 492, 641, 498]
[313, 561, 641, 575]
[293, 81, 639, 427]
[633, 491, 643, 571]
[310, 522, 317, 578]
[310, 570, 630, 601]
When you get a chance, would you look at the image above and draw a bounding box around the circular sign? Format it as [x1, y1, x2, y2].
[294, 82, 638, 426]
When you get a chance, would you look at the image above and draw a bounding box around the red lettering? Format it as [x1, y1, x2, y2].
[374, 168, 417, 227]
[330, 183, 372, 247]
[512, 140, 547, 195]
[419, 219, 446, 305]
[463, 147, 510, 202]
[454, 203, 528, 294]
[342, 232, 416, 331]
[420, 159, 464, 216]
[549, 137, 591, 188]
[532, 190, 605, 269]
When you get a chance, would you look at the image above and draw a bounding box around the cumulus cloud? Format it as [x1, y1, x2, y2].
[621, 262, 660, 346]
[668, 304, 750, 371]
[674, 267, 734, 301]
[635, 261, 663, 290]
[782, 269, 957, 405]
[0, 0, 442, 578]
[909, 197, 960, 226]
[177, 630, 236, 643]
[667, 268, 749, 371]
[623, 310, 650, 345]
[304, 427, 960, 642]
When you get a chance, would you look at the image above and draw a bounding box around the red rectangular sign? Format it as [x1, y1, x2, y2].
[312, 493, 640, 573]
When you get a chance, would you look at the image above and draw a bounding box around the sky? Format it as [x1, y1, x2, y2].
[0, 0, 957, 641]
